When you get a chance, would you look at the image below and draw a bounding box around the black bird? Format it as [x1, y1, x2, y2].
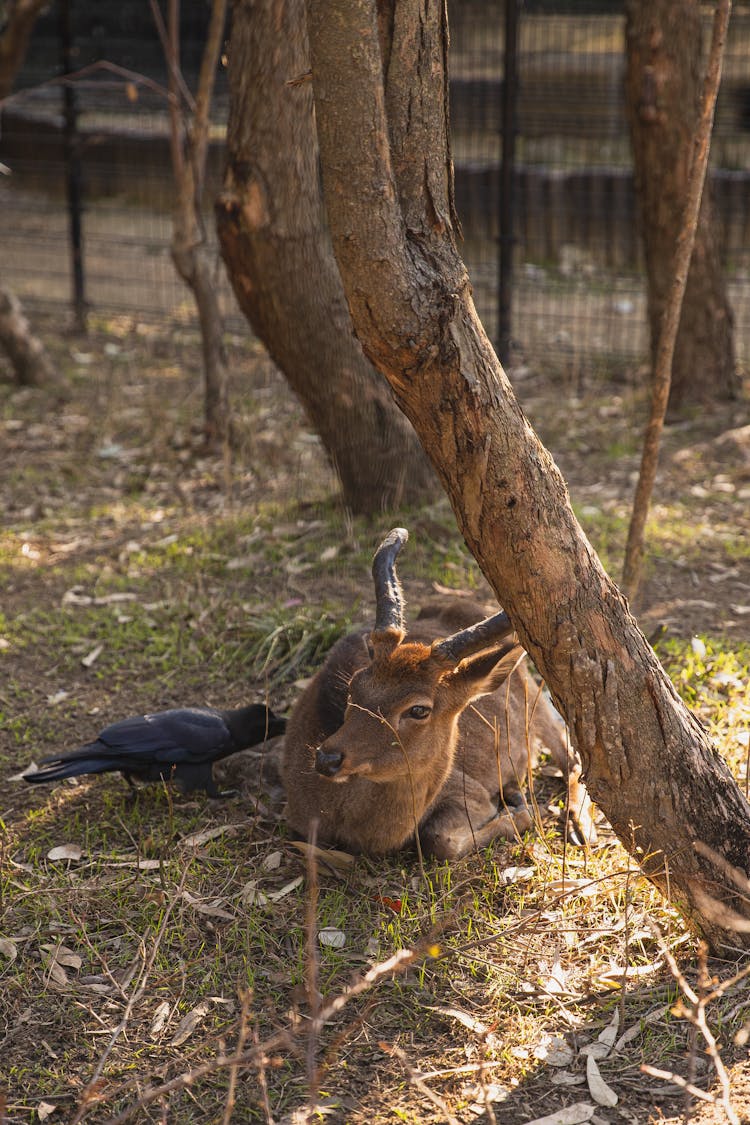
[24, 703, 286, 796]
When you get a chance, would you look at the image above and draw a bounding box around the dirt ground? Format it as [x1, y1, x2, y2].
[1, 313, 750, 1124]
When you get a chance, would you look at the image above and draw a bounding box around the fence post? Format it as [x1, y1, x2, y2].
[59, 0, 87, 332]
[497, 0, 519, 366]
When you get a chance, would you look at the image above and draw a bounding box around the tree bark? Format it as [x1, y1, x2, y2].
[306, 0, 750, 952]
[215, 0, 438, 516]
[624, 0, 739, 414]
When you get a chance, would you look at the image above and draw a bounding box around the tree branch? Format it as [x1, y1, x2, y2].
[622, 0, 733, 599]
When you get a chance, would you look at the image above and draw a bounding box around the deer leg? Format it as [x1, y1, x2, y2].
[419, 777, 532, 861]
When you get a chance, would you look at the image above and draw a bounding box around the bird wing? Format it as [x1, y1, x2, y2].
[134, 708, 234, 763]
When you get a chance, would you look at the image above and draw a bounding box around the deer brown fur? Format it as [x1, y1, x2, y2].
[282, 528, 593, 859]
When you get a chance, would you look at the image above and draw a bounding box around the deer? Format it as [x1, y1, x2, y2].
[282, 528, 593, 859]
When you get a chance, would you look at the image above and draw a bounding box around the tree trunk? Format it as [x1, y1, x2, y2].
[163, 0, 230, 448]
[624, 0, 739, 414]
[0, 286, 58, 387]
[0, 0, 48, 100]
[306, 0, 750, 952]
[0, 1, 59, 386]
[215, 0, 438, 516]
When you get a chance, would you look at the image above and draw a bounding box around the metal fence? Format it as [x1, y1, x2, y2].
[2, 0, 750, 376]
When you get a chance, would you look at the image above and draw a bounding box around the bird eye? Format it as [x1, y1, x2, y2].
[405, 704, 431, 720]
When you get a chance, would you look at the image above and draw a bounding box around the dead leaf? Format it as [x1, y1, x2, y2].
[241, 881, 269, 907]
[262, 850, 283, 871]
[44, 957, 69, 988]
[594, 960, 663, 990]
[523, 1104, 596, 1125]
[170, 1002, 210, 1046]
[266, 876, 304, 902]
[318, 927, 346, 949]
[550, 1071, 587, 1087]
[547, 877, 598, 898]
[42, 944, 83, 971]
[288, 839, 355, 874]
[499, 865, 536, 884]
[181, 890, 235, 921]
[586, 1054, 618, 1106]
[37, 1103, 57, 1121]
[150, 1000, 171, 1038]
[81, 644, 103, 668]
[581, 1009, 619, 1059]
[0, 938, 18, 963]
[537, 1034, 575, 1067]
[180, 822, 251, 847]
[47, 844, 83, 862]
[541, 959, 571, 995]
[426, 1004, 500, 1049]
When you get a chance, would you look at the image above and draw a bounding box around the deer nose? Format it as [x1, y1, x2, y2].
[315, 745, 344, 777]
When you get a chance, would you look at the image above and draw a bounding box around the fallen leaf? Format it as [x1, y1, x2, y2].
[180, 822, 251, 847]
[170, 1002, 210, 1046]
[523, 1104, 595, 1125]
[47, 844, 83, 862]
[499, 865, 535, 884]
[181, 890, 235, 921]
[266, 876, 304, 902]
[81, 644, 103, 668]
[288, 839, 355, 873]
[586, 1055, 618, 1107]
[241, 881, 269, 907]
[541, 959, 570, 995]
[427, 1004, 500, 1049]
[45, 957, 69, 988]
[0, 938, 18, 962]
[551, 1071, 587, 1087]
[150, 1000, 171, 1038]
[613, 1007, 664, 1053]
[318, 927, 346, 949]
[37, 1103, 57, 1121]
[261, 850, 283, 871]
[581, 1010, 619, 1059]
[538, 1034, 575, 1067]
[42, 944, 82, 971]
[547, 877, 598, 898]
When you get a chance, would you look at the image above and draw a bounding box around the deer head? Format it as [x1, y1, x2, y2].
[314, 528, 524, 789]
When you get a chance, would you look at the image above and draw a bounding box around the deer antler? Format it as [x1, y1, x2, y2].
[433, 611, 516, 663]
[372, 527, 408, 638]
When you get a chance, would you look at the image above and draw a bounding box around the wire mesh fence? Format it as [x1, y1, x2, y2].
[1, 0, 749, 377]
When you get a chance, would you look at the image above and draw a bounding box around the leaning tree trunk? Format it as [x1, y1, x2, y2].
[306, 0, 750, 952]
[215, 0, 438, 516]
[625, 0, 738, 414]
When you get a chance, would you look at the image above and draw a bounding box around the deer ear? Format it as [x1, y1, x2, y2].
[447, 642, 525, 702]
[368, 627, 405, 662]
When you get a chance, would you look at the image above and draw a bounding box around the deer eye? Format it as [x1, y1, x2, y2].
[405, 704, 431, 721]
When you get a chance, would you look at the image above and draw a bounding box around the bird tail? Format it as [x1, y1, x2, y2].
[24, 743, 114, 784]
